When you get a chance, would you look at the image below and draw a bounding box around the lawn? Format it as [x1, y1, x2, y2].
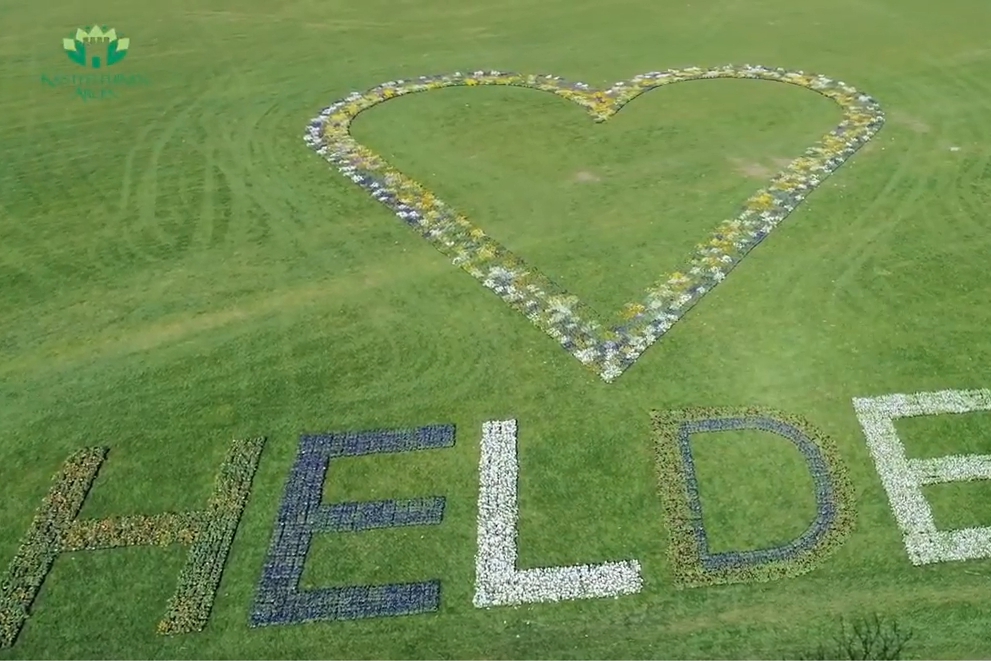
[2, 0, 991, 657]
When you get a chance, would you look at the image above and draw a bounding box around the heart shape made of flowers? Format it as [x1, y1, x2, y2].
[304, 65, 885, 382]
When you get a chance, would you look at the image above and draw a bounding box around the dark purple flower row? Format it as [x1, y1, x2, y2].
[249, 425, 455, 627]
[678, 417, 837, 571]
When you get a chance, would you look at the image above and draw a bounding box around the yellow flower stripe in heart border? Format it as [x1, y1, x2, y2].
[304, 65, 884, 382]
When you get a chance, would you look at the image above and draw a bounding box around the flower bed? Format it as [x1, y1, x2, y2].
[249, 425, 454, 627]
[652, 407, 854, 587]
[0, 438, 266, 647]
[852, 388, 991, 565]
[473, 419, 642, 607]
[305, 66, 884, 382]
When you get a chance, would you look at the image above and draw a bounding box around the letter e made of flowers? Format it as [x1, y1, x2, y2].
[853, 388, 991, 565]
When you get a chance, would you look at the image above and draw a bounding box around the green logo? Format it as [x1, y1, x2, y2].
[62, 26, 129, 68]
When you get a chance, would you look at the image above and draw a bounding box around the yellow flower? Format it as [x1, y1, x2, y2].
[747, 192, 774, 211]
[622, 303, 646, 320]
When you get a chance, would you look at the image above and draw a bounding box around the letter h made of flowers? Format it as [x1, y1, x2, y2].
[0, 438, 266, 648]
[248, 425, 455, 627]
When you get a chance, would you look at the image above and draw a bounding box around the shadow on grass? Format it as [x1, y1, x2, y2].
[794, 614, 914, 660]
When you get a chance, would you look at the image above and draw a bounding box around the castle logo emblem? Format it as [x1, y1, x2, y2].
[63, 26, 129, 68]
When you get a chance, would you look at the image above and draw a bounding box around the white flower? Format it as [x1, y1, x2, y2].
[853, 388, 991, 565]
[473, 420, 642, 607]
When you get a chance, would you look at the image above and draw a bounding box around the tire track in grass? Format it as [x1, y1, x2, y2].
[899, 65, 991, 347]
[194, 147, 216, 249]
[208, 163, 233, 248]
[155, 119, 209, 256]
[926, 63, 991, 248]
[201, 68, 389, 251]
[855, 63, 991, 312]
[808, 74, 948, 323]
[112, 79, 254, 263]
[204, 93, 305, 250]
[113, 95, 192, 234]
[185, 108, 234, 251]
[737, 69, 947, 377]
[767, 148, 918, 328]
[804, 62, 991, 371]
[97, 99, 194, 271]
[172, 77, 278, 252]
[824, 162, 932, 321]
[828, 135, 927, 267]
[131, 95, 205, 261]
[0, 259, 453, 383]
[283, 84, 491, 394]
[242, 98, 312, 235]
[93, 72, 300, 267]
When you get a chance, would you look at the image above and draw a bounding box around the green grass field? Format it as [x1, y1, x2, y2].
[3, 0, 991, 657]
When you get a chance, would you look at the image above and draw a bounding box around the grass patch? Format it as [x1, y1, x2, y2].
[895, 411, 991, 460]
[321, 447, 454, 504]
[301, 526, 450, 589]
[691, 428, 819, 554]
[352, 79, 840, 314]
[923, 480, 991, 531]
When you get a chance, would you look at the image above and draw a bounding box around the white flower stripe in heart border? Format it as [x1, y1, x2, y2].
[304, 65, 885, 382]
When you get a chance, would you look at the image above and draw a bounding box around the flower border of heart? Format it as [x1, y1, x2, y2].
[304, 65, 885, 382]
[651, 406, 855, 588]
